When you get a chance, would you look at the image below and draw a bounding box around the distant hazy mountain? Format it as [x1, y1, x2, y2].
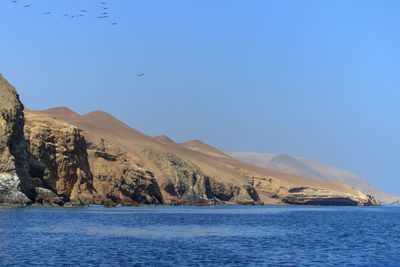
[228, 152, 400, 205]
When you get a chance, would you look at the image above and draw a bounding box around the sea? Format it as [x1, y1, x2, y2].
[0, 205, 399, 266]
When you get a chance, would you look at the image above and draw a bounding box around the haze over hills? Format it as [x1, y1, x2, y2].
[228, 152, 400, 205]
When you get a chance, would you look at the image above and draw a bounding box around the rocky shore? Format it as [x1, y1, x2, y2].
[0, 74, 378, 207]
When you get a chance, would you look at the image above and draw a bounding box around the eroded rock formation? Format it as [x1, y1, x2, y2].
[250, 176, 378, 206]
[24, 112, 94, 205]
[24, 111, 164, 206]
[142, 148, 261, 205]
[85, 134, 163, 205]
[0, 74, 34, 204]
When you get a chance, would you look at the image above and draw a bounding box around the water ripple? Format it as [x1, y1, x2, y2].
[0, 206, 399, 266]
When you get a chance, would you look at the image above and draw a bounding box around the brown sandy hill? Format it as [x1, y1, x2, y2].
[41, 107, 80, 120]
[179, 140, 233, 159]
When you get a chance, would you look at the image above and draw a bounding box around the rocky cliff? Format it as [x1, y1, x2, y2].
[142, 147, 260, 205]
[24, 111, 163, 206]
[250, 176, 377, 206]
[24, 112, 94, 205]
[0, 74, 34, 204]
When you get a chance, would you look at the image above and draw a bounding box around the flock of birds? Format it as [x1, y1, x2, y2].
[9, 0, 145, 77]
[10, 0, 118, 26]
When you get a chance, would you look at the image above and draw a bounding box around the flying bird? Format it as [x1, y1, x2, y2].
[24, 4, 31, 7]
[112, 22, 118, 25]
[44, 11, 51, 15]
[136, 73, 145, 77]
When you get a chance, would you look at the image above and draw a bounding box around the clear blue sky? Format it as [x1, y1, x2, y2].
[1, 0, 399, 195]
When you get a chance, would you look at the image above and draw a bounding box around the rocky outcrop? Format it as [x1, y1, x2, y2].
[208, 179, 261, 204]
[143, 148, 260, 205]
[85, 135, 163, 205]
[250, 176, 378, 206]
[143, 148, 214, 203]
[281, 186, 378, 206]
[24, 113, 94, 205]
[34, 187, 64, 206]
[0, 74, 34, 204]
[24, 111, 163, 206]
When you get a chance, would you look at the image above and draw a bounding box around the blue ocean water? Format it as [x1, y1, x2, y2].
[0, 206, 399, 266]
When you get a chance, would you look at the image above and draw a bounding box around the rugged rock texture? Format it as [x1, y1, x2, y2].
[85, 135, 163, 205]
[24, 112, 94, 205]
[208, 179, 261, 204]
[34, 187, 64, 206]
[143, 148, 213, 203]
[142, 148, 261, 205]
[0, 74, 34, 204]
[24, 111, 163, 206]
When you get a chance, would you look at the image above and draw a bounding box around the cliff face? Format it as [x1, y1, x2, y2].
[142, 148, 260, 204]
[0, 74, 33, 204]
[85, 134, 163, 205]
[24, 113, 94, 205]
[24, 111, 163, 206]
